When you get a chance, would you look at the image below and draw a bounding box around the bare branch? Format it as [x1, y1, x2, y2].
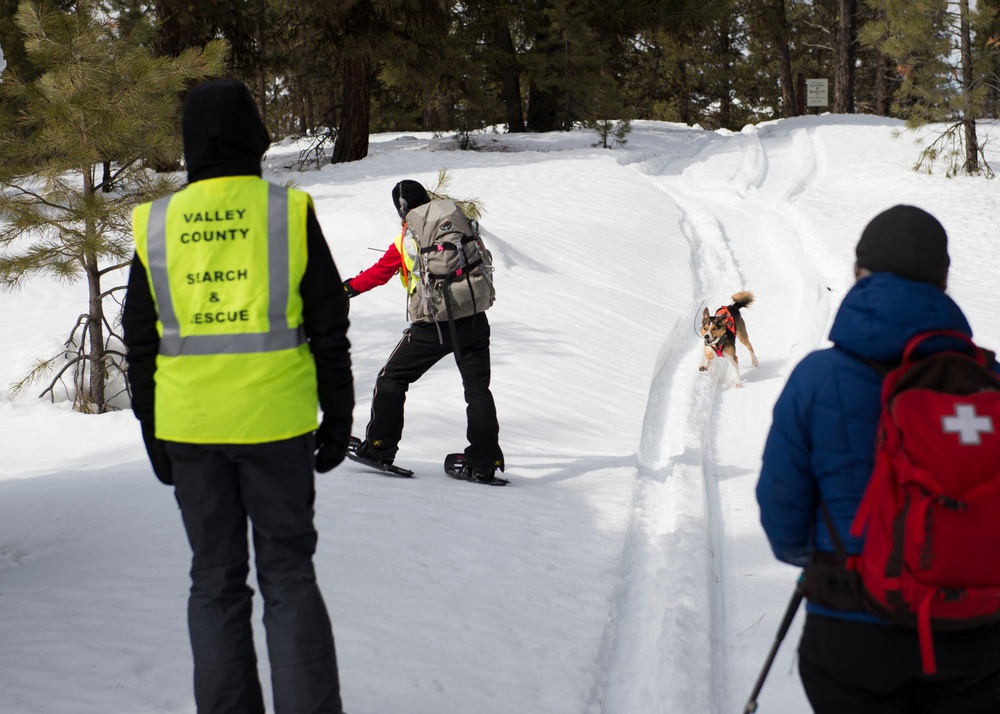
[36, 355, 85, 402]
[99, 284, 128, 299]
[98, 261, 131, 278]
[2, 183, 72, 212]
[65, 314, 90, 347]
[91, 157, 143, 192]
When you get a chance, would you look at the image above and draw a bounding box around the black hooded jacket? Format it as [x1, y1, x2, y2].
[122, 80, 353, 440]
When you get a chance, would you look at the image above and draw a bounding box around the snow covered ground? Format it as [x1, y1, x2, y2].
[2, 115, 1000, 714]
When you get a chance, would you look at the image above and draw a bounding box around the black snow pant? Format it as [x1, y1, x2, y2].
[799, 613, 1000, 714]
[364, 313, 503, 469]
[168, 434, 343, 714]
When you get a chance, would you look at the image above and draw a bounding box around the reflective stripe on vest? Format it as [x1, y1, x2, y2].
[146, 183, 305, 357]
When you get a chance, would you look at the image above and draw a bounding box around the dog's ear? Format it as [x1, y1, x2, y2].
[702, 307, 710, 320]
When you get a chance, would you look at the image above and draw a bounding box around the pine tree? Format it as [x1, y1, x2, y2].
[623, 1, 731, 126]
[300, 0, 450, 163]
[0, 1, 226, 412]
[587, 67, 633, 148]
[862, 0, 994, 176]
[679, 2, 766, 130]
[744, 0, 796, 118]
[0, 0, 71, 128]
[979, 0, 1000, 119]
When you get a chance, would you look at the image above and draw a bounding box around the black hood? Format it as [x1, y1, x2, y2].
[182, 79, 270, 183]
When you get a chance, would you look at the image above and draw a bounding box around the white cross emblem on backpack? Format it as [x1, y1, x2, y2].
[942, 404, 994, 445]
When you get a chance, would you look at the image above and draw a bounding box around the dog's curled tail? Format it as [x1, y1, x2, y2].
[730, 291, 754, 310]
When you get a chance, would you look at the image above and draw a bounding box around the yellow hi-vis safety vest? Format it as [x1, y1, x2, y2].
[132, 176, 319, 444]
[394, 225, 419, 294]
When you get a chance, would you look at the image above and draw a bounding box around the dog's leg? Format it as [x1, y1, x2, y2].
[736, 324, 759, 367]
[701, 346, 713, 372]
[728, 353, 742, 388]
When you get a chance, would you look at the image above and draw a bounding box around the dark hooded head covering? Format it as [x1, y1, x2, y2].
[391, 180, 431, 218]
[182, 79, 270, 183]
[855, 204, 950, 287]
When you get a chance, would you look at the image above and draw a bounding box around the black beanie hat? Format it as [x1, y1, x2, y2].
[855, 205, 950, 286]
[391, 180, 431, 218]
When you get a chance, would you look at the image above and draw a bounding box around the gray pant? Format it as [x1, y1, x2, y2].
[168, 434, 343, 714]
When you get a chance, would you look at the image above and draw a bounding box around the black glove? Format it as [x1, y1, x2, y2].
[343, 279, 359, 298]
[315, 418, 350, 473]
[140, 422, 174, 485]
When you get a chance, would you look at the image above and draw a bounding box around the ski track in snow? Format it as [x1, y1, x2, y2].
[590, 125, 845, 714]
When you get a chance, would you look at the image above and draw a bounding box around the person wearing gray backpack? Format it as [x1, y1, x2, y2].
[343, 179, 506, 485]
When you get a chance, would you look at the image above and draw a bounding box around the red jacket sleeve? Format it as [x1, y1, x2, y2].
[345, 242, 402, 294]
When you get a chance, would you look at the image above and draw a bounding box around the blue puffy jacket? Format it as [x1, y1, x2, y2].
[756, 272, 991, 621]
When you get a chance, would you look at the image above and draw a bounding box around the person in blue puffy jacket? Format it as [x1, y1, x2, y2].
[756, 204, 1000, 713]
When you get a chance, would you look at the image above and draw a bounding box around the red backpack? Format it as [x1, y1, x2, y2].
[848, 330, 1000, 674]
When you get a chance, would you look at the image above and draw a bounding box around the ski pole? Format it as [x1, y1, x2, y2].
[742, 576, 805, 714]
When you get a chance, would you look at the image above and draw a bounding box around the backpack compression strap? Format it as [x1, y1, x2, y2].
[419, 233, 483, 361]
[420, 235, 483, 281]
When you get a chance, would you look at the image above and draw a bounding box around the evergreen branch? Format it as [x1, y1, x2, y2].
[10, 354, 62, 398]
[427, 168, 485, 219]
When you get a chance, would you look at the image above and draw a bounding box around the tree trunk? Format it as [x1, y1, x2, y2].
[775, 0, 795, 118]
[834, 0, 857, 113]
[718, 27, 733, 130]
[874, 52, 891, 116]
[332, 54, 371, 164]
[85, 251, 106, 413]
[421, 89, 452, 132]
[152, 0, 207, 56]
[255, 72, 267, 129]
[959, 0, 979, 174]
[81, 169, 106, 412]
[497, 26, 525, 132]
[676, 60, 691, 125]
[527, 82, 559, 132]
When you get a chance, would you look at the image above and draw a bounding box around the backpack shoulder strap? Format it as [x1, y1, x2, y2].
[854, 330, 992, 378]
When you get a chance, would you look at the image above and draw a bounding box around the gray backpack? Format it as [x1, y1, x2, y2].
[402, 199, 495, 326]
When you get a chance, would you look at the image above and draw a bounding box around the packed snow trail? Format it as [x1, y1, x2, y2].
[590, 122, 852, 714]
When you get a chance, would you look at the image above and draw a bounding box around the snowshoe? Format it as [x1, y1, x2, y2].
[346, 437, 414, 478]
[444, 453, 509, 486]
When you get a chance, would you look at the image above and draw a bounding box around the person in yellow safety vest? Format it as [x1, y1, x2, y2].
[122, 79, 353, 714]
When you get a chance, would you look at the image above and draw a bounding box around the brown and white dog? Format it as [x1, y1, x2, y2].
[699, 291, 759, 388]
